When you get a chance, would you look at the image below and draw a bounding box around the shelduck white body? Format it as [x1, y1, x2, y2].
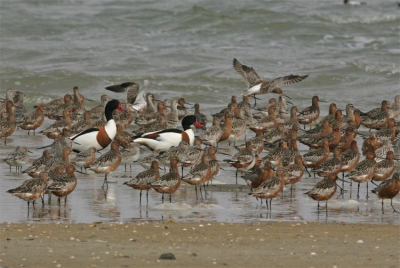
[134, 115, 203, 152]
[71, 99, 125, 153]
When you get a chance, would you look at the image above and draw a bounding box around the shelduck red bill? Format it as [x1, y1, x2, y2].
[117, 102, 125, 111]
[193, 120, 203, 128]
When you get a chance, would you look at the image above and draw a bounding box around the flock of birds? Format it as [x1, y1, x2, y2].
[1, 58, 400, 216]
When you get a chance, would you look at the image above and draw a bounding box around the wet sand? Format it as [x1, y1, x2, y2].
[1, 221, 399, 268]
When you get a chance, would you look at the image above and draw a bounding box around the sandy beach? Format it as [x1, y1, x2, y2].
[1, 221, 399, 268]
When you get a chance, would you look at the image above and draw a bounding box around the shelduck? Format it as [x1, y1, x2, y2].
[70, 99, 125, 153]
[133, 115, 203, 152]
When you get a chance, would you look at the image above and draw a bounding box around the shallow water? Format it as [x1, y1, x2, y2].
[1, 127, 399, 225]
[0, 0, 399, 224]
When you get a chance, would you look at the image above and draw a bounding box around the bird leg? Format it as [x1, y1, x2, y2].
[304, 167, 312, 177]
[391, 199, 399, 214]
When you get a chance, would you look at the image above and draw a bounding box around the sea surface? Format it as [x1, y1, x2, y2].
[0, 0, 399, 224]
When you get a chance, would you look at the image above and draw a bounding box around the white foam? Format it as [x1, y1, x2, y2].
[207, 180, 226, 185]
[195, 203, 224, 209]
[152, 202, 193, 210]
[323, 14, 397, 24]
[352, 61, 400, 74]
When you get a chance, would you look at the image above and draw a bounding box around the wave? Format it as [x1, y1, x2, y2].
[352, 61, 400, 74]
[318, 14, 398, 24]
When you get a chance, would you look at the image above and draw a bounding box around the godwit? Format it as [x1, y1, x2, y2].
[41, 94, 70, 112]
[121, 143, 140, 172]
[261, 140, 288, 167]
[157, 141, 190, 168]
[324, 103, 337, 118]
[298, 119, 332, 143]
[242, 162, 275, 190]
[17, 104, 44, 135]
[105, 82, 139, 104]
[302, 138, 331, 177]
[250, 167, 285, 210]
[362, 132, 383, 156]
[41, 108, 72, 139]
[134, 115, 203, 152]
[4, 146, 31, 173]
[0, 100, 15, 122]
[238, 95, 253, 123]
[0, 114, 16, 145]
[264, 124, 298, 153]
[22, 150, 51, 177]
[177, 98, 189, 120]
[115, 123, 134, 143]
[303, 123, 342, 150]
[182, 154, 211, 199]
[137, 92, 157, 115]
[361, 100, 389, 130]
[342, 103, 355, 126]
[224, 141, 256, 184]
[376, 118, 396, 142]
[227, 103, 247, 146]
[4, 146, 21, 172]
[89, 94, 110, 119]
[179, 137, 204, 173]
[71, 99, 125, 153]
[311, 147, 342, 177]
[165, 99, 179, 129]
[235, 130, 264, 155]
[297, 95, 325, 129]
[44, 94, 73, 120]
[216, 111, 233, 145]
[149, 157, 181, 203]
[70, 146, 97, 173]
[282, 155, 304, 196]
[137, 152, 160, 169]
[44, 146, 72, 173]
[0, 89, 15, 112]
[204, 146, 221, 184]
[47, 164, 77, 206]
[199, 116, 222, 147]
[282, 106, 300, 134]
[45, 166, 63, 203]
[372, 151, 395, 182]
[388, 95, 400, 119]
[233, 58, 307, 104]
[320, 103, 337, 123]
[89, 140, 122, 188]
[69, 110, 92, 136]
[249, 106, 278, 133]
[263, 123, 285, 144]
[130, 80, 151, 113]
[337, 126, 356, 151]
[347, 150, 376, 198]
[371, 172, 400, 214]
[340, 140, 361, 178]
[374, 140, 394, 162]
[306, 173, 339, 212]
[134, 114, 168, 138]
[123, 160, 160, 205]
[328, 109, 343, 129]
[136, 101, 165, 126]
[281, 137, 300, 165]
[194, 103, 207, 129]
[7, 172, 49, 209]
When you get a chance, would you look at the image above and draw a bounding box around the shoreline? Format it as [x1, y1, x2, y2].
[1, 221, 399, 267]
